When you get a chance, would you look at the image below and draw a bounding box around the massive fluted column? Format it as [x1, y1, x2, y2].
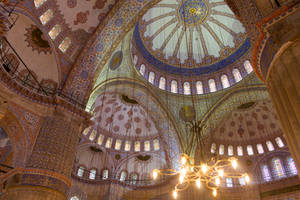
[1, 109, 84, 200]
[266, 39, 300, 172]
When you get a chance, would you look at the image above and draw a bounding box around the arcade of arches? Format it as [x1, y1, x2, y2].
[0, 0, 299, 200]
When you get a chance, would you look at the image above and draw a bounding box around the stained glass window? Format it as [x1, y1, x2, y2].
[59, 37, 71, 53]
[257, 144, 264, 154]
[82, 126, 91, 135]
[266, 141, 275, 151]
[77, 166, 84, 177]
[133, 55, 138, 65]
[144, 141, 150, 151]
[226, 178, 233, 187]
[233, 68, 242, 83]
[228, 145, 234, 156]
[221, 74, 230, 89]
[171, 80, 178, 93]
[131, 173, 138, 184]
[105, 137, 112, 149]
[70, 196, 79, 200]
[125, 141, 131, 151]
[102, 169, 109, 180]
[89, 169, 96, 180]
[97, 134, 104, 145]
[183, 82, 191, 95]
[39, 9, 53, 25]
[262, 165, 272, 182]
[237, 146, 243, 156]
[244, 60, 253, 74]
[275, 137, 284, 148]
[153, 139, 160, 151]
[208, 79, 217, 92]
[115, 139, 122, 150]
[34, 0, 47, 8]
[148, 72, 155, 84]
[89, 130, 97, 141]
[211, 143, 216, 154]
[159, 77, 166, 90]
[219, 144, 224, 155]
[247, 145, 254, 155]
[120, 171, 127, 181]
[48, 24, 62, 40]
[139, 64, 145, 76]
[287, 157, 297, 175]
[239, 177, 246, 186]
[272, 158, 285, 178]
[135, 141, 141, 152]
[196, 81, 203, 94]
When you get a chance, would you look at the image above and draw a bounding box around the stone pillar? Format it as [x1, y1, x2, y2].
[266, 39, 300, 172]
[0, 110, 84, 200]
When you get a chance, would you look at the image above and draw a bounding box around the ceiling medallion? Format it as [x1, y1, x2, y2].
[178, 0, 208, 25]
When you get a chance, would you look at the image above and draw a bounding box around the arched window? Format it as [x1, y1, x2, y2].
[120, 171, 127, 181]
[275, 137, 284, 148]
[196, 81, 203, 94]
[208, 79, 217, 92]
[135, 141, 141, 152]
[244, 60, 253, 74]
[102, 169, 109, 180]
[48, 24, 62, 40]
[239, 177, 246, 186]
[266, 140, 275, 151]
[221, 74, 230, 89]
[131, 173, 138, 184]
[183, 82, 191, 95]
[144, 141, 150, 151]
[115, 139, 122, 150]
[77, 166, 84, 177]
[257, 144, 264, 154]
[59, 37, 71, 53]
[226, 178, 233, 187]
[133, 55, 138, 65]
[139, 64, 145, 76]
[211, 143, 216, 154]
[247, 145, 254, 155]
[171, 80, 178, 93]
[228, 145, 234, 156]
[125, 141, 131, 151]
[148, 72, 155, 84]
[34, 0, 47, 8]
[262, 165, 272, 182]
[89, 169, 96, 180]
[105, 137, 113, 149]
[219, 144, 224, 155]
[40, 9, 53, 25]
[233, 69, 242, 83]
[89, 130, 97, 141]
[153, 139, 160, 151]
[287, 157, 298, 175]
[237, 146, 243, 156]
[159, 77, 166, 90]
[70, 196, 79, 200]
[272, 158, 285, 178]
[83, 126, 91, 135]
[97, 134, 104, 145]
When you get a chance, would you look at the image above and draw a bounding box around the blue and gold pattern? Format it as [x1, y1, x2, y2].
[178, 0, 208, 25]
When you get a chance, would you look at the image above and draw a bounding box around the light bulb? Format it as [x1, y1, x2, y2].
[218, 169, 224, 177]
[173, 190, 178, 199]
[201, 164, 208, 174]
[231, 159, 238, 169]
[181, 156, 187, 165]
[181, 167, 187, 175]
[179, 174, 185, 184]
[215, 177, 220, 186]
[213, 189, 217, 197]
[245, 174, 250, 183]
[196, 178, 201, 188]
[152, 170, 158, 180]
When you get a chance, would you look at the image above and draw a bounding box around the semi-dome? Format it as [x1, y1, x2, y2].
[132, 0, 253, 94]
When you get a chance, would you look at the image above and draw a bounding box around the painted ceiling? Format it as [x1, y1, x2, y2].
[133, 0, 249, 76]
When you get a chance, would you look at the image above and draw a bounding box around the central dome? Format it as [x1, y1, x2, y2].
[178, 0, 209, 25]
